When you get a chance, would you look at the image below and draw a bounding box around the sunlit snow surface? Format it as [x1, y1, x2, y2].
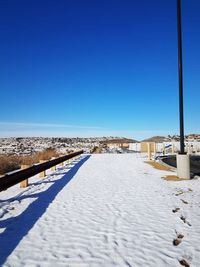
[0, 154, 200, 267]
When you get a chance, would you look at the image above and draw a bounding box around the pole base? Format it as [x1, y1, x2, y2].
[176, 154, 190, 179]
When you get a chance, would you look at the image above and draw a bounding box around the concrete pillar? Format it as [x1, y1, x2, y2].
[20, 164, 30, 188]
[147, 142, 151, 160]
[176, 154, 190, 179]
[39, 160, 46, 178]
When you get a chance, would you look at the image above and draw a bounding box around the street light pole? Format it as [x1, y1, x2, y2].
[177, 0, 185, 154]
[176, 0, 190, 179]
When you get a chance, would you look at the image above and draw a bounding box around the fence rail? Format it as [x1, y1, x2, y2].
[0, 150, 83, 192]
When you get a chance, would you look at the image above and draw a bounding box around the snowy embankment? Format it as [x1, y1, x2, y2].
[0, 154, 200, 267]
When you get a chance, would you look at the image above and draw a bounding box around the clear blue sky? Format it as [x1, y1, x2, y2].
[0, 0, 200, 140]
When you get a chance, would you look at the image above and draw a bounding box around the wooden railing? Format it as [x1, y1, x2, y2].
[0, 150, 83, 192]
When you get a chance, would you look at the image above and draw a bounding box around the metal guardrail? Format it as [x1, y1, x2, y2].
[0, 150, 83, 192]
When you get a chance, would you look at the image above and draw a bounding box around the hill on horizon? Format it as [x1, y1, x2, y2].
[141, 136, 169, 143]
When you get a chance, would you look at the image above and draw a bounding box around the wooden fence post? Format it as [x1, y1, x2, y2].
[39, 160, 46, 178]
[147, 142, 151, 160]
[20, 164, 30, 188]
[50, 157, 56, 171]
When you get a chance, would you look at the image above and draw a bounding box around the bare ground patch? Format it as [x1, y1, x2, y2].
[144, 161, 188, 181]
[145, 161, 172, 171]
[162, 175, 186, 181]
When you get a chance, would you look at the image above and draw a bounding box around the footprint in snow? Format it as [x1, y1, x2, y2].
[181, 199, 189, 204]
[173, 234, 184, 246]
[179, 259, 190, 267]
[172, 207, 180, 213]
[180, 216, 192, 226]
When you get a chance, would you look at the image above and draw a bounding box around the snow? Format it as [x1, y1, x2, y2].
[0, 154, 200, 267]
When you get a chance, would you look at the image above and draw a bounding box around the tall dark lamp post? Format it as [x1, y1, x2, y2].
[177, 0, 185, 154]
[176, 0, 190, 179]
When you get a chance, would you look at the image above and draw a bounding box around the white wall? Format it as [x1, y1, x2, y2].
[129, 143, 141, 152]
[155, 141, 200, 153]
[129, 142, 200, 153]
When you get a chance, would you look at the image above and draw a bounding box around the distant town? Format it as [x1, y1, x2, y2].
[0, 136, 120, 155]
[0, 134, 200, 156]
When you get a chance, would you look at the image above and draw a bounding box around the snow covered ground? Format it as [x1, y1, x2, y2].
[0, 154, 200, 267]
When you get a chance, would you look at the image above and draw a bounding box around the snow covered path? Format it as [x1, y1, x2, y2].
[0, 154, 200, 266]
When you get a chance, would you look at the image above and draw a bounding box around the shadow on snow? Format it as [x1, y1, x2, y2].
[0, 155, 90, 265]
